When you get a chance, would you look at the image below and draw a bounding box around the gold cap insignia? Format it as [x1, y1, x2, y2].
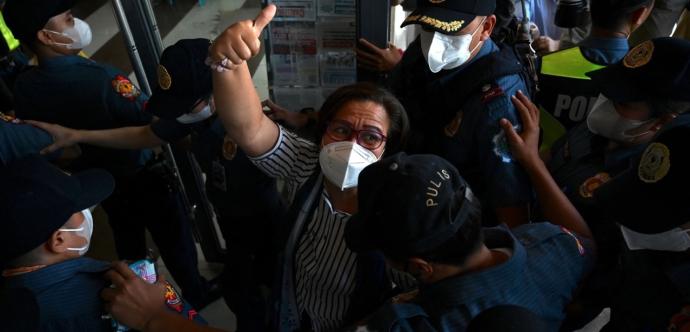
[404, 14, 464, 32]
[428, 0, 446, 3]
[579, 172, 610, 198]
[158, 65, 172, 90]
[623, 40, 654, 69]
[638, 142, 670, 183]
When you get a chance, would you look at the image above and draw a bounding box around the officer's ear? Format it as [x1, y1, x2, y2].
[630, 3, 654, 31]
[407, 257, 435, 282]
[35, 30, 54, 47]
[479, 15, 497, 42]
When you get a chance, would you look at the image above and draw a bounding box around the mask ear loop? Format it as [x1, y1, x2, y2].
[41, 29, 76, 47]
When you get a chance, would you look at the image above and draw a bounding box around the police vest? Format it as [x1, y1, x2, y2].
[0, 11, 19, 57]
[538, 47, 605, 131]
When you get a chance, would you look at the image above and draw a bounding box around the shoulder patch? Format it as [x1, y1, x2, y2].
[579, 172, 610, 198]
[112, 74, 141, 101]
[624, 40, 654, 69]
[638, 142, 670, 183]
[560, 226, 585, 256]
[481, 84, 505, 104]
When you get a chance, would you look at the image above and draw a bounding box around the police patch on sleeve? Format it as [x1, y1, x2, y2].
[579, 172, 610, 198]
[638, 142, 670, 183]
[112, 75, 142, 101]
[623, 40, 654, 69]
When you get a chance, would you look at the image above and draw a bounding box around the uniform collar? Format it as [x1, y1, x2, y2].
[40, 55, 93, 69]
[3, 257, 110, 292]
[414, 226, 526, 309]
[580, 36, 629, 65]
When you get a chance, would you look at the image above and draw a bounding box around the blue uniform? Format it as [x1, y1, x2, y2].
[360, 224, 595, 332]
[0, 112, 58, 166]
[390, 39, 533, 219]
[2, 257, 111, 332]
[13, 55, 152, 176]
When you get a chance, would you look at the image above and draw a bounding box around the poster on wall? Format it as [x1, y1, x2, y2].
[270, 0, 317, 21]
[269, 21, 319, 86]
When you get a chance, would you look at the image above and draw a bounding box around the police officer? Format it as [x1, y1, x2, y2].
[547, 37, 690, 328]
[390, 0, 534, 226]
[537, 0, 654, 135]
[592, 122, 690, 331]
[30, 38, 286, 330]
[2, 0, 211, 308]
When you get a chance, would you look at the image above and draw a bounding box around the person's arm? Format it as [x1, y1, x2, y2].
[500, 91, 592, 239]
[101, 262, 228, 332]
[25, 120, 165, 153]
[208, 5, 280, 157]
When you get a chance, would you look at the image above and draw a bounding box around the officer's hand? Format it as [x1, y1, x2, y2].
[533, 36, 560, 55]
[262, 99, 309, 129]
[25, 120, 80, 155]
[501, 91, 540, 165]
[356, 38, 403, 73]
[208, 4, 276, 70]
[101, 261, 168, 331]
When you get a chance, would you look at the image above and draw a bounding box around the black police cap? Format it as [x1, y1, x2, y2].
[345, 152, 480, 257]
[146, 38, 213, 120]
[587, 37, 690, 103]
[401, 0, 496, 34]
[2, 0, 75, 43]
[594, 120, 690, 234]
[0, 155, 114, 265]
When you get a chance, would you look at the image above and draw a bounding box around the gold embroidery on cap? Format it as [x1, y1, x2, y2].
[404, 15, 464, 32]
[158, 65, 172, 90]
[624, 40, 654, 69]
[428, 0, 446, 3]
[638, 142, 670, 183]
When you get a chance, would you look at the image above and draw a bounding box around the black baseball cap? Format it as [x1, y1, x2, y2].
[146, 38, 213, 121]
[345, 153, 481, 257]
[0, 155, 114, 265]
[2, 0, 75, 43]
[586, 37, 690, 103]
[594, 122, 690, 234]
[401, 0, 496, 33]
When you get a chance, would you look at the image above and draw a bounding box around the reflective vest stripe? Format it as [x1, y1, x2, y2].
[541, 47, 605, 80]
[0, 12, 19, 52]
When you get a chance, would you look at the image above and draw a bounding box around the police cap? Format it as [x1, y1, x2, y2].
[345, 152, 480, 257]
[401, 0, 496, 34]
[2, 0, 75, 43]
[146, 38, 213, 120]
[586, 37, 690, 103]
[594, 121, 690, 234]
[0, 155, 114, 265]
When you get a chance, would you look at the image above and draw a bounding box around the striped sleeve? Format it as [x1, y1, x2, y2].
[249, 125, 320, 201]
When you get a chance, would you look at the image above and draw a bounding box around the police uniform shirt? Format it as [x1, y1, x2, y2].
[0, 113, 58, 166]
[361, 223, 595, 332]
[391, 39, 533, 215]
[538, 36, 629, 131]
[12, 55, 153, 176]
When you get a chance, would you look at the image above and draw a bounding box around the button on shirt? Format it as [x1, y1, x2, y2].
[362, 223, 595, 332]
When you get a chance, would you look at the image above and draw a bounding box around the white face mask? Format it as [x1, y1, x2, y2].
[44, 18, 93, 50]
[59, 209, 94, 256]
[319, 141, 379, 191]
[420, 18, 485, 73]
[586, 94, 654, 142]
[620, 225, 690, 252]
[176, 104, 213, 124]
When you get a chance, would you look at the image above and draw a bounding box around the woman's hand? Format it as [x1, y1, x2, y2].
[207, 4, 276, 71]
[25, 120, 81, 155]
[500, 91, 541, 168]
[262, 99, 309, 129]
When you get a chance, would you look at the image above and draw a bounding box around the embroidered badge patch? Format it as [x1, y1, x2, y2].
[624, 40, 654, 69]
[638, 142, 670, 183]
[222, 134, 238, 161]
[158, 65, 172, 90]
[164, 282, 184, 313]
[579, 172, 610, 198]
[112, 75, 141, 101]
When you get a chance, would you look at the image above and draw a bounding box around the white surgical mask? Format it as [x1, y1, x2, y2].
[176, 104, 213, 124]
[319, 141, 379, 191]
[420, 18, 485, 73]
[44, 18, 93, 50]
[620, 225, 690, 252]
[59, 209, 94, 256]
[586, 94, 653, 142]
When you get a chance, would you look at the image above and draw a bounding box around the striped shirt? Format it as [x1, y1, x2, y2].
[250, 126, 358, 331]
